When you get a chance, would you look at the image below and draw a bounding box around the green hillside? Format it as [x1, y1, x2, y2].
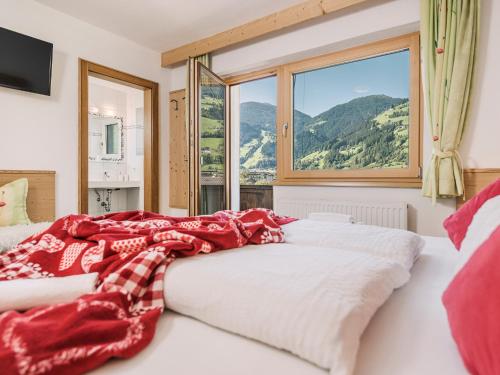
[293, 95, 409, 170]
[239, 95, 409, 181]
[200, 89, 225, 175]
[239, 102, 294, 184]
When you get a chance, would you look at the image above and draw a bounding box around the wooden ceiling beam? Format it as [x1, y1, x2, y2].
[161, 0, 371, 67]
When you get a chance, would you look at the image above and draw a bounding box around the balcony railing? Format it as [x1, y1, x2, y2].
[240, 185, 273, 210]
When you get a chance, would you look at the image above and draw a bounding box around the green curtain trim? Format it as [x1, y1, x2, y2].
[421, 0, 480, 202]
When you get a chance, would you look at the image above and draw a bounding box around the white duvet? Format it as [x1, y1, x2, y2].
[164, 242, 410, 374]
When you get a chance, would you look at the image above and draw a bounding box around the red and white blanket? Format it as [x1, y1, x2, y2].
[0, 209, 294, 375]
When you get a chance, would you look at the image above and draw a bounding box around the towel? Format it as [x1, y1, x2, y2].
[0, 272, 98, 312]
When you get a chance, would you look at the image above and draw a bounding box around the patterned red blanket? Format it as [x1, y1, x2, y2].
[0, 209, 294, 375]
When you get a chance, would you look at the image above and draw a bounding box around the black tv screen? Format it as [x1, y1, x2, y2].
[0, 27, 53, 96]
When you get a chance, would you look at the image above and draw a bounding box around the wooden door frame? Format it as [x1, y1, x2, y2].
[78, 59, 159, 214]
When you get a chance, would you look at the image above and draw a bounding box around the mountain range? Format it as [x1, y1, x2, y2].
[239, 94, 409, 179]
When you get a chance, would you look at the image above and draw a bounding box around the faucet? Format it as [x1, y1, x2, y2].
[104, 171, 110, 180]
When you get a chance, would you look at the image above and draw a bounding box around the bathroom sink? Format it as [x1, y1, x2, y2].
[88, 181, 142, 189]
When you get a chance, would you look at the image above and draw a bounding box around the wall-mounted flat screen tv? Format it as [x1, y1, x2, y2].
[0, 27, 53, 96]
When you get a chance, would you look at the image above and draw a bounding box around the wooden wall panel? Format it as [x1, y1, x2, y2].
[457, 168, 500, 209]
[0, 170, 55, 222]
[169, 90, 188, 208]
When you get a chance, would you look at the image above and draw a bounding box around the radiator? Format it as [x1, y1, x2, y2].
[275, 199, 408, 230]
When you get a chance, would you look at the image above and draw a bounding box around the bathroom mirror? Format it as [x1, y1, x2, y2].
[88, 113, 124, 161]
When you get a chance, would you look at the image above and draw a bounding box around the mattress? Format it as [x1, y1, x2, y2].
[92, 236, 466, 375]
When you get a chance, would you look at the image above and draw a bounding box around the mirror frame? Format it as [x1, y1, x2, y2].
[88, 113, 124, 162]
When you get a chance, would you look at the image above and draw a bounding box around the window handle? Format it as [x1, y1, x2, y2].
[282, 122, 289, 137]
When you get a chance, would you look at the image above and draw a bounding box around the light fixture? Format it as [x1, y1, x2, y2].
[103, 108, 116, 117]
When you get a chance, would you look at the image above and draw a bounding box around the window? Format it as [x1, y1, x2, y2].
[238, 76, 277, 185]
[189, 32, 421, 215]
[281, 33, 421, 184]
[229, 75, 277, 210]
[292, 50, 410, 171]
[104, 123, 120, 156]
[198, 67, 227, 215]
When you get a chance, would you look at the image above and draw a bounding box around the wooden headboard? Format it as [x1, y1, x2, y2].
[0, 170, 55, 222]
[457, 168, 500, 209]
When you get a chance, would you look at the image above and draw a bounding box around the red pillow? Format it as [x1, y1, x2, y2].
[442, 226, 500, 375]
[443, 178, 500, 249]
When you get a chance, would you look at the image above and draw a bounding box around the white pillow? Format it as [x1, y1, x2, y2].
[282, 219, 424, 271]
[308, 212, 355, 223]
[456, 195, 500, 271]
[0, 222, 52, 253]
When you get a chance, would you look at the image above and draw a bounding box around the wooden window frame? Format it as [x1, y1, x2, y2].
[282, 32, 421, 184]
[225, 32, 422, 188]
[189, 61, 231, 215]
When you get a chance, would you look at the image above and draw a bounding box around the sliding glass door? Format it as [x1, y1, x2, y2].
[189, 61, 230, 215]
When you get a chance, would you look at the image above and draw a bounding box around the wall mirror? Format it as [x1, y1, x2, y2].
[88, 113, 124, 161]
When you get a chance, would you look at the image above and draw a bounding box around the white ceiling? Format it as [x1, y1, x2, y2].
[35, 0, 304, 52]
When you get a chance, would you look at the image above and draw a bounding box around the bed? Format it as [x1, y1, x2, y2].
[93, 171, 500, 375]
[1, 169, 498, 375]
[88, 235, 466, 375]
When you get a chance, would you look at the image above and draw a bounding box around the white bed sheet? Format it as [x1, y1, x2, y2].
[92, 236, 467, 375]
[92, 310, 326, 375]
[355, 235, 467, 375]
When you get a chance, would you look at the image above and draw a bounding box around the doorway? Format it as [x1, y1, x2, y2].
[79, 60, 159, 214]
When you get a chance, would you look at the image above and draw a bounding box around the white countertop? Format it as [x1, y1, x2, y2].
[88, 181, 141, 189]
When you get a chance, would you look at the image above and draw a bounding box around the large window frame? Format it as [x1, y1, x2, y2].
[225, 33, 422, 188]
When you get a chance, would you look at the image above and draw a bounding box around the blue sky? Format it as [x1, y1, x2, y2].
[239, 49, 409, 117]
[239, 76, 277, 106]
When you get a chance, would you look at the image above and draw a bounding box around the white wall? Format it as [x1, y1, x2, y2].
[0, 0, 170, 217]
[460, 0, 500, 168]
[167, 0, 499, 236]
